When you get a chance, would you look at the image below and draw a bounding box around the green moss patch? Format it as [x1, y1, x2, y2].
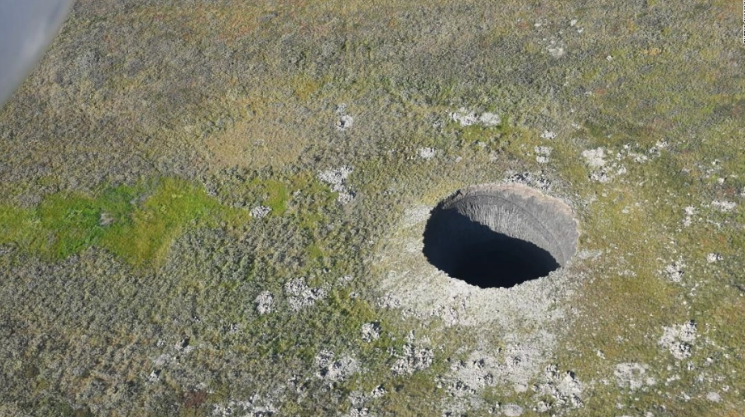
[1, 178, 225, 267]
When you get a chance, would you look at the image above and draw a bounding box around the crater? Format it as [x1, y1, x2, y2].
[423, 184, 578, 289]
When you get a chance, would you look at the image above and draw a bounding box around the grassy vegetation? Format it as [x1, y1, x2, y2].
[1, 179, 219, 266]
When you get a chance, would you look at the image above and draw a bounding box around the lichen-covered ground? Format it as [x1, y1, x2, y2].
[1, 0, 744, 415]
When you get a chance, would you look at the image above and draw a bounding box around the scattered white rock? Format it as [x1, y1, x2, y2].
[629, 151, 648, 163]
[284, 278, 327, 311]
[614, 363, 649, 390]
[417, 147, 438, 160]
[335, 103, 354, 131]
[336, 114, 354, 131]
[319, 166, 352, 189]
[533, 365, 584, 410]
[569, 19, 578, 27]
[659, 321, 697, 360]
[345, 408, 369, 417]
[505, 171, 552, 191]
[706, 253, 723, 263]
[250, 205, 271, 219]
[663, 259, 686, 283]
[254, 291, 274, 315]
[212, 396, 277, 417]
[361, 322, 381, 342]
[502, 404, 524, 416]
[146, 370, 161, 383]
[683, 206, 696, 227]
[548, 46, 565, 58]
[582, 148, 607, 168]
[444, 353, 500, 397]
[652, 140, 668, 151]
[316, 350, 359, 381]
[391, 344, 434, 375]
[581, 146, 627, 182]
[339, 275, 354, 284]
[479, 112, 501, 127]
[450, 108, 501, 127]
[450, 108, 478, 126]
[336, 191, 356, 204]
[712, 200, 736, 212]
[535, 146, 552, 164]
[319, 166, 355, 204]
[371, 385, 386, 398]
[540, 130, 557, 140]
[706, 391, 721, 402]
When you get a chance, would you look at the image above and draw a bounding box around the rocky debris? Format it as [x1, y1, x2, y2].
[581, 147, 627, 183]
[344, 385, 387, 416]
[683, 206, 697, 227]
[547, 44, 565, 58]
[315, 350, 359, 381]
[444, 353, 498, 396]
[505, 171, 552, 191]
[711, 200, 736, 212]
[250, 205, 271, 219]
[344, 408, 369, 417]
[335, 103, 354, 131]
[370, 385, 386, 398]
[417, 147, 438, 160]
[581, 143, 665, 182]
[706, 392, 721, 402]
[254, 291, 274, 315]
[501, 404, 524, 416]
[361, 322, 381, 342]
[534, 146, 552, 164]
[478, 112, 502, 127]
[614, 363, 654, 390]
[391, 344, 434, 375]
[146, 369, 161, 383]
[175, 338, 195, 355]
[499, 344, 549, 389]
[533, 365, 584, 410]
[659, 321, 697, 360]
[450, 108, 501, 127]
[318, 166, 355, 204]
[212, 396, 277, 416]
[336, 115, 354, 131]
[663, 259, 686, 284]
[284, 278, 327, 311]
[706, 253, 723, 263]
[540, 130, 557, 140]
[582, 148, 607, 168]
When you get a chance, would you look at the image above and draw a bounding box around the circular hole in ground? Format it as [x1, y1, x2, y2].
[423, 184, 579, 289]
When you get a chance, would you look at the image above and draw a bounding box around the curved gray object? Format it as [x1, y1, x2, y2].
[0, 0, 74, 106]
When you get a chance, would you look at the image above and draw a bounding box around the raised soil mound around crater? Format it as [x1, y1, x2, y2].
[423, 184, 579, 289]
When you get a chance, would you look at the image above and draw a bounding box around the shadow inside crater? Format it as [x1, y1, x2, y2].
[423, 208, 560, 289]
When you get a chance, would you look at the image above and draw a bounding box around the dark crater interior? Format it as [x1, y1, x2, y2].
[423, 185, 578, 289]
